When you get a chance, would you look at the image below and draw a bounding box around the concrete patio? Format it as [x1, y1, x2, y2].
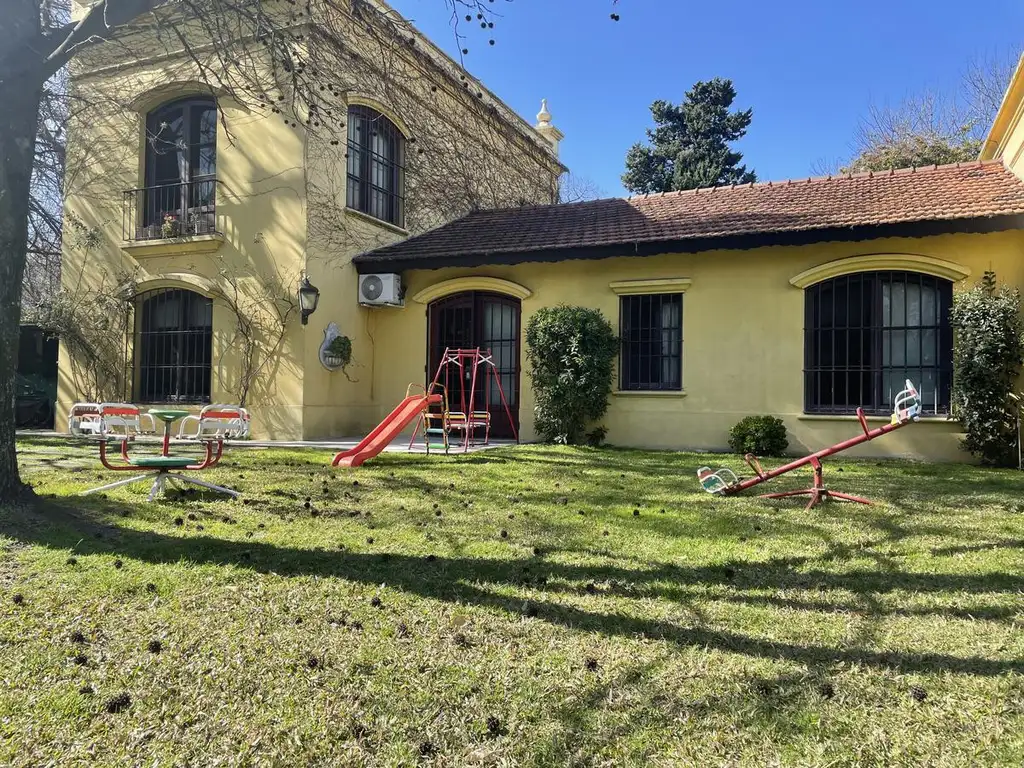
[16, 430, 516, 455]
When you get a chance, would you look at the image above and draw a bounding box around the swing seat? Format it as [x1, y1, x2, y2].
[697, 466, 739, 495]
[446, 412, 489, 431]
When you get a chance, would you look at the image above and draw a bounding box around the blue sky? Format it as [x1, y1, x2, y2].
[389, 0, 1024, 198]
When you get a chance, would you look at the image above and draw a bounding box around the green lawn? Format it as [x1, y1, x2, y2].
[2, 437, 1023, 766]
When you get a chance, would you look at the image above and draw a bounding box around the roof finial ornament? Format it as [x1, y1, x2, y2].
[537, 98, 552, 127]
[534, 98, 564, 157]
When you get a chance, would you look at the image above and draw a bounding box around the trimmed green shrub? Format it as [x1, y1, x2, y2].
[728, 415, 788, 456]
[525, 306, 618, 445]
[950, 271, 1024, 466]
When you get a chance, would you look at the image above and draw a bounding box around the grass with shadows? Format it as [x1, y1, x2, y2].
[2, 436, 1023, 766]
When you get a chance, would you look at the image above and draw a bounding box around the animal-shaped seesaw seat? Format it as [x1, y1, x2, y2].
[72, 402, 246, 501]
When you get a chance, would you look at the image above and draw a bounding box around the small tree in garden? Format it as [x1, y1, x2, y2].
[525, 306, 618, 445]
[950, 271, 1024, 466]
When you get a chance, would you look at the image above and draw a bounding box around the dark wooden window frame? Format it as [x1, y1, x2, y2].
[346, 105, 406, 227]
[426, 291, 520, 438]
[803, 271, 953, 416]
[619, 293, 684, 392]
[141, 96, 217, 233]
[134, 288, 213, 404]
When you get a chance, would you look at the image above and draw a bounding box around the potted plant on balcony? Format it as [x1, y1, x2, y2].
[161, 213, 179, 238]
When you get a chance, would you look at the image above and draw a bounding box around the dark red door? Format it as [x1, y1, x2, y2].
[428, 292, 520, 438]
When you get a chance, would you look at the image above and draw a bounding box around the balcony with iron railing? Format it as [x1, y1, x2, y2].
[123, 179, 218, 242]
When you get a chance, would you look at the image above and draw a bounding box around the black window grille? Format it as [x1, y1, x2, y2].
[804, 271, 952, 415]
[135, 289, 213, 404]
[346, 105, 405, 227]
[620, 293, 683, 391]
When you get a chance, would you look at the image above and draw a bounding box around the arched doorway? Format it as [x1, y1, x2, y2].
[428, 291, 520, 438]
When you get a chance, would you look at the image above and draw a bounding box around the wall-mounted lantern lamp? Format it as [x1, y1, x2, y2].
[298, 274, 320, 326]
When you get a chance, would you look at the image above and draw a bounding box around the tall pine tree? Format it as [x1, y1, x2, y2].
[622, 78, 756, 194]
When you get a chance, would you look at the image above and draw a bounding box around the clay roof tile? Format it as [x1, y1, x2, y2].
[356, 161, 1024, 269]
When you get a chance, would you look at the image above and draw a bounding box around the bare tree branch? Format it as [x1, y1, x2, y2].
[558, 172, 605, 203]
[840, 48, 1022, 173]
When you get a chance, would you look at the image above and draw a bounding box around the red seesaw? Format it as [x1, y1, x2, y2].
[697, 380, 921, 510]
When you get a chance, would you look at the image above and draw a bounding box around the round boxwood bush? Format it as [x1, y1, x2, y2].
[525, 305, 618, 445]
[728, 415, 788, 456]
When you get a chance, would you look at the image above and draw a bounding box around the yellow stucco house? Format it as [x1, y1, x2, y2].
[350, 54, 1024, 462]
[59, 12, 1024, 463]
[57, 0, 564, 440]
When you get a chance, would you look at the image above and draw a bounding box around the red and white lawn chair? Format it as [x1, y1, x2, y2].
[177, 405, 251, 441]
[69, 402, 157, 437]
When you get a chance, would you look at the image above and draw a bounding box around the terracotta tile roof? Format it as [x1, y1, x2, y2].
[354, 161, 1024, 271]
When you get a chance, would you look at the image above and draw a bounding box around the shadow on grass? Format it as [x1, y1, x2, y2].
[3, 495, 1022, 679]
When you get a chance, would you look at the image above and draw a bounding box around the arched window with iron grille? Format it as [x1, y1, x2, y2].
[804, 271, 953, 415]
[135, 288, 213, 403]
[346, 105, 405, 227]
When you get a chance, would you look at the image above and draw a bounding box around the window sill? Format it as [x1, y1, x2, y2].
[798, 413, 957, 424]
[613, 390, 687, 398]
[121, 233, 224, 258]
[344, 207, 409, 236]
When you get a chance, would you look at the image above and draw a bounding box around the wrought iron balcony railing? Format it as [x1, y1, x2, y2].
[123, 179, 218, 242]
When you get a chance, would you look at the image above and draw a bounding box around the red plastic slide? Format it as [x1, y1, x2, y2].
[332, 394, 441, 468]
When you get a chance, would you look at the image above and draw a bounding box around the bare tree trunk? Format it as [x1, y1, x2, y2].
[0, 7, 43, 501]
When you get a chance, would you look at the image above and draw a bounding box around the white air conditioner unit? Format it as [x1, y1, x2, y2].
[358, 273, 403, 306]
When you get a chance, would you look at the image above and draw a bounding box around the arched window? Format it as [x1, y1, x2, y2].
[346, 105, 405, 227]
[135, 289, 213, 403]
[141, 96, 217, 237]
[804, 271, 952, 415]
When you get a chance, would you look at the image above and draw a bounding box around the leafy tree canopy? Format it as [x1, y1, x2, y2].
[835, 50, 1020, 173]
[622, 78, 756, 194]
[841, 97, 983, 173]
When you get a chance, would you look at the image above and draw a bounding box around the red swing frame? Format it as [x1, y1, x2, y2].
[409, 347, 519, 452]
